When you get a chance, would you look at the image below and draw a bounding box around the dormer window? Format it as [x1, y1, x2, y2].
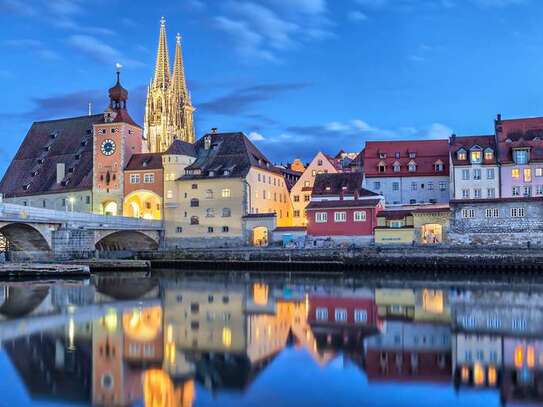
[49, 133, 57, 139]
[341, 186, 348, 190]
[393, 161, 401, 173]
[23, 183, 31, 190]
[379, 152, 387, 159]
[457, 149, 467, 160]
[378, 161, 386, 173]
[395, 152, 400, 159]
[409, 152, 416, 159]
[513, 148, 530, 165]
[470, 149, 482, 164]
[484, 149, 494, 161]
[434, 160, 444, 172]
[223, 170, 230, 176]
[408, 160, 417, 172]
[208, 170, 215, 177]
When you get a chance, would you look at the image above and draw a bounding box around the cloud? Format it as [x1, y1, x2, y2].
[426, 122, 453, 139]
[45, 0, 83, 16]
[348, 10, 368, 22]
[66, 35, 144, 67]
[355, 0, 527, 9]
[249, 131, 266, 141]
[0, 0, 37, 16]
[200, 82, 311, 115]
[3, 39, 61, 61]
[266, 0, 327, 14]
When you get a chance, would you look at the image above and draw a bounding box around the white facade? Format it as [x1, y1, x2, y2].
[451, 165, 500, 200]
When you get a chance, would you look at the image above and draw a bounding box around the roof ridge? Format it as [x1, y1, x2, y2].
[33, 114, 103, 124]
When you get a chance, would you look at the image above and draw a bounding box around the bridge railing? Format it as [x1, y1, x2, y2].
[0, 203, 163, 230]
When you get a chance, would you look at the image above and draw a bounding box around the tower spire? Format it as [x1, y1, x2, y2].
[152, 17, 171, 89]
[172, 33, 189, 102]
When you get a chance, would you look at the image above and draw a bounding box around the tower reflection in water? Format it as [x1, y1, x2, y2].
[1, 278, 543, 406]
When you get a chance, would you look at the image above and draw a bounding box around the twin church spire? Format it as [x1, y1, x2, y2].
[144, 17, 195, 153]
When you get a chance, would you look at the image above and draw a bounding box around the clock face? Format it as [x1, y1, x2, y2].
[101, 139, 116, 156]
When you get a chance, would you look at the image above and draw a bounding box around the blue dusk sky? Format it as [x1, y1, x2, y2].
[1, 0, 543, 173]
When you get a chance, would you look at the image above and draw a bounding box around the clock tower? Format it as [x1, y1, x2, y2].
[92, 67, 143, 215]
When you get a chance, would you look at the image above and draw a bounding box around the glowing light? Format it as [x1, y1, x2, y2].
[461, 366, 470, 383]
[68, 318, 75, 350]
[222, 327, 232, 348]
[253, 283, 269, 306]
[527, 345, 536, 368]
[167, 324, 173, 342]
[514, 345, 524, 369]
[473, 362, 485, 386]
[488, 366, 497, 386]
[104, 309, 118, 332]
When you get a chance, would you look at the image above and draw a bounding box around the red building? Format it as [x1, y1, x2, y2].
[305, 172, 383, 242]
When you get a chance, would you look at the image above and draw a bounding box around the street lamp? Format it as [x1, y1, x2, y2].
[68, 197, 75, 212]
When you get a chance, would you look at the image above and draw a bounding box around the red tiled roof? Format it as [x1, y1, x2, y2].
[306, 198, 382, 210]
[125, 153, 163, 171]
[449, 135, 497, 166]
[496, 117, 543, 164]
[451, 197, 543, 204]
[312, 172, 379, 198]
[364, 140, 449, 177]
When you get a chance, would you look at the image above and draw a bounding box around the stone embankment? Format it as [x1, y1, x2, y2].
[0, 263, 90, 278]
[140, 246, 543, 274]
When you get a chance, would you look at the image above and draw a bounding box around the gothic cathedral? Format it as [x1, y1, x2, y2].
[144, 17, 195, 153]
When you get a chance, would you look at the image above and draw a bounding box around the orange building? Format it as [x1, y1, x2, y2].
[123, 153, 164, 219]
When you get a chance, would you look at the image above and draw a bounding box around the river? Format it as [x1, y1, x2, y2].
[0, 271, 541, 406]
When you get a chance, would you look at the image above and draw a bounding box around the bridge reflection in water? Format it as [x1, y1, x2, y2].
[0, 276, 542, 406]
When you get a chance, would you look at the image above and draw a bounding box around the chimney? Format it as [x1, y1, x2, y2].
[496, 113, 502, 122]
[450, 133, 456, 145]
[56, 163, 65, 184]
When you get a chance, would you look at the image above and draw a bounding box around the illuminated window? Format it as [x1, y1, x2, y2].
[512, 168, 520, 179]
[524, 168, 532, 182]
[354, 211, 366, 222]
[166, 190, 173, 199]
[537, 168, 543, 177]
[315, 212, 327, 223]
[221, 188, 231, 198]
[484, 149, 494, 160]
[222, 327, 232, 348]
[470, 150, 482, 164]
[457, 149, 467, 160]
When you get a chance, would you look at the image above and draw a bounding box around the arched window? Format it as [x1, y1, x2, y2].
[457, 148, 467, 160]
[484, 148, 494, 161]
[378, 160, 386, 173]
[205, 189, 213, 199]
[190, 198, 199, 207]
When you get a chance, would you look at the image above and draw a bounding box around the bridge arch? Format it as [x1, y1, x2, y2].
[0, 286, 50, 319]
[95, 230, 159, 251]
[0, 222, 52, 251]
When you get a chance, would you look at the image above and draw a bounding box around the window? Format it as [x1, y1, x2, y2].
[474, 188, 482, 198]
[304, 194, 310, 202]
[409, 152, 416, 159]
[537, 185, 543, 195]
[537, 168, 543, 177]
[379, 152, 387, 159]
[354, 309, 367, 323]
[208, 226, 214, 233]
[262, 190, 267, 200]
[141, 173, 154, 183]
[393, 163, 400, 172]
[390, 220, 404, 228]
[457, 149, 467, 160]
[190, 216, 199, 225]
[335, 308, 347, 322]
[395, 152, 400, 159]
[294, 210, 300, 217]
[485, 208, 499, 218]
[221, 188, 231, 198]
[486, 168, 495, 179]
[470, 150, 482, 163]
[461, 209, 475, 218]
[462, 169, 470, 180]
[311, 170, 316, 176]
[487, 188, 496, 198]
[206, 208, 215, 218]
[222, 226, 229, 233]
[304, 181, 311, 187]
[410, 199, 416, 204]
[473, 169, 481, 180]
[462, 189, 470, 199]
[130, 174, 140, 184]
[176, 226, 183, 233]
[317, 159, 323, 166]
[411, 182, 417, 191]
[512, 168, 520, 179]
[166, 190, 173, 199]
[512, 319, 527, 331]
[512, 186, 521, 196]
[191, 183, 198, 189]
[334, 211, 347, 222]
[484, 149, 494, 160]
[316, 307, 328, 321]
[439, 181, 447, 191]
[428, 182, 434, 191]
[435, 162, 444, 172]
[392, 182, 399, 191]
[354, 211, 366, 222]
[513, 149, 529, 164]
[524, 168, 532, 183]
[190, 198, 199, 207]
[524, 186, 532, 197]
[222, 208, 231, 217]
[408, 162, 417, 172]
[511, 207, 525, 218]
[378, 163, 386, 173]
[293, 195, 300, 202]
[373, 181, 381, 190]
[205, 189, 213, 199]
[258, 174, 261, 182]
[315, 212, 327, 223]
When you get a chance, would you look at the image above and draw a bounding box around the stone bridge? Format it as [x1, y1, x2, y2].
[0, 203, 163, 259]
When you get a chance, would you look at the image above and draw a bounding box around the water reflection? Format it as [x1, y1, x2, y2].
[0, 276, 542, 406]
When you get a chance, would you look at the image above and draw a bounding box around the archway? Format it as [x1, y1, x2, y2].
[0, 223, 51, 251]
[421, 224, 443, 244]
[102, 201, 118, 216]
[0, 286, 50, 319]
[123, 190, 162, 220]
[251, 227, 269, 247]
[95, 231, 159, 251]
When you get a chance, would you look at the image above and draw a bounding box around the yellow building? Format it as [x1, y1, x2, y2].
[165, 132, 293, 248]
[374, 205, 450, 245]
[290, 152, 340, 226]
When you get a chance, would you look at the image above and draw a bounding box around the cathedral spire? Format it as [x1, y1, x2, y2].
[172, 33, 189, 102]
[152, 17, 171, 89]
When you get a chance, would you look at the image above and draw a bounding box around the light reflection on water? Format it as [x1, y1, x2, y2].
[0, 275, 541, 407]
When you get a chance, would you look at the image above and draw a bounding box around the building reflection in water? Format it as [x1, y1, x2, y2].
[1, 279, 543, 406]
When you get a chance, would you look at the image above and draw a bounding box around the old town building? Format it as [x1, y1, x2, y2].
[363, 140, 450, 205]
[165, 132, 293, 248]
[449, 135, 500, 200]
[144, 17, 195, 152]
[306, 172, 383, 245]
[290, 152, 340, 227]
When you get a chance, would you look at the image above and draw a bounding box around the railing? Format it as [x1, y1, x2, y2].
[0, 203, 163, 229]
